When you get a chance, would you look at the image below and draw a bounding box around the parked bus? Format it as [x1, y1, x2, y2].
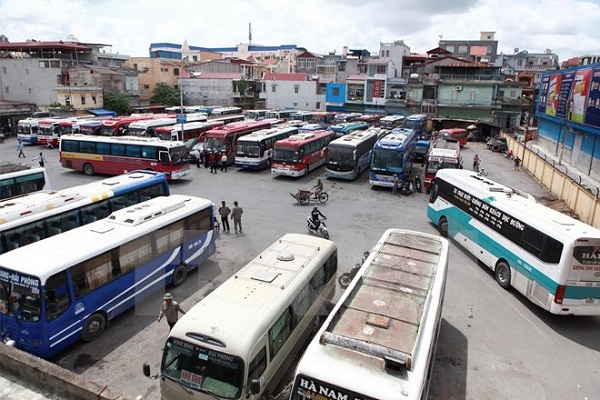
[354, 113, 384, 126]
[379, 114, 406, 129]
[271, 130, 335, 177]
[310, 112, 337, 125]
[298, 123, 327, 133]
[100, 114, 159, 137]
[327, 121, 369, 138]
[78, 120, 104, 136]
[438, 128, 469, 147]
[289, 111, 315, 123]
[59, 134, 190, 180]
[0, 195, 216, 358]
[210, 106, 242, 116]
[145, 233, 337, 400]
[235, 126, 298, 170]
[128, 113, 208, 137]
[423, 138, 462, 191]
[324, 129, 379, 180]
[244, 109, 269, 120]
[428, 168, 600, 315]
[0, 170, 169, 255]
[265, 110, 295, 120]
[403, 114, 429, 139]
[210, 114, 246, 125]
[0, 163, 50, 200]
[291, 229, 449, 400]
[369, 128, 418, 188]
[333, 113, 362, 123]
[37, 117, 67, 147]
[154, 121, 224, 149]
[203, 120, 272, 165]
[17, 118, 41, 144]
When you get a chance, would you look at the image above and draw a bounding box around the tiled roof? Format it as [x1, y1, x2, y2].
[264, 73, 307, 81]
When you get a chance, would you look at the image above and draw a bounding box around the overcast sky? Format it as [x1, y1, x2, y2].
[1, 0, 599, 62]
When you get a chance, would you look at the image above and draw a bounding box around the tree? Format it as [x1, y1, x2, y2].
[150, 83, 180, 107]
[103, 92, 133, 116]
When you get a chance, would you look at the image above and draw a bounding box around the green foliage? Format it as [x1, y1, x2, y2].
[150, 83, 180, 107]
[103, 92, 133, 116]
[49, 102, 74, 112]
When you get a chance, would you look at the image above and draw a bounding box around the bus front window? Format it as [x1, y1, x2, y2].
[162, 338, 244, 399]
[371, 149, 404, 173]
[273, 147, 300, 163]
[237, 143, 260, 158]
[204, 138, 225, 153]
[0, 269, 42, 322]
[170, 145, 189, 165]
[327, 147, 355, 171]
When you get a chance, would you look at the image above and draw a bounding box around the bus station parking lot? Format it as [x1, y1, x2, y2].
[1, 137, 600, 399]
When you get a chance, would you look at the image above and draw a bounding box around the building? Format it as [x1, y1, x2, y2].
[263, 72, 325, 111]
[438, 31, 499, 63]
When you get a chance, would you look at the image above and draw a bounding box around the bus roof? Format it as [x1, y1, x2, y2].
[328, 129, 378, 147]
[435, 169, 600, 240]
[0, 162, 32, 175]
[276, 130, 334, 145]
[60, 134, 185, 148]
[236, 126, 298, 142]
[375, 128, 416, 148]
[0, 195, 213, 283]
[171, 233, 336, 356]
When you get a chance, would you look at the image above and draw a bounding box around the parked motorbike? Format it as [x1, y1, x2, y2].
[307, 216, 329, 239]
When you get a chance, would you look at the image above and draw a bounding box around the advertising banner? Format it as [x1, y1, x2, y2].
[569, 68, 592, 124]
[584, 66, 600, 128]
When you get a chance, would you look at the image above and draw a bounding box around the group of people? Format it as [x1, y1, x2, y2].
[218, 200, 244, 233]
[197, 150, 228, 173]
[472, 152, 521, 173]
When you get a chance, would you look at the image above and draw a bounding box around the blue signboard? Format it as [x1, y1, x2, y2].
[176, 114, 187, 124]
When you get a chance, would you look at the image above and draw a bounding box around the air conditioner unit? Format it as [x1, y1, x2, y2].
[456, 86, 463, 91]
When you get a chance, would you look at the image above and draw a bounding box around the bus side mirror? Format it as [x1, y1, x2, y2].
[250, 379, 261, 395]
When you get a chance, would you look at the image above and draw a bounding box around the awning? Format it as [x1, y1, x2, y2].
[87, 109, 116, 117]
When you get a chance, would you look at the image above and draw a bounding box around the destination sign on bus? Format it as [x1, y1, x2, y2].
[0, 269, 40, 291]
[294, 376, 373, 400]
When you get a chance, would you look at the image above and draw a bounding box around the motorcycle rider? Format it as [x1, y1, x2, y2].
[310, 206, 326, 231]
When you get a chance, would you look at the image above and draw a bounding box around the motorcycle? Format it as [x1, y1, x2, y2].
[307, 216, 329, 239]
[338, 251, 370, 288]
[400, 177, 422, 196]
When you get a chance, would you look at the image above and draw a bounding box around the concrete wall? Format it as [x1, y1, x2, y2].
[265, 80, 325, 110]
[0, 59, 61, 106]
[0, 344, 132, 400]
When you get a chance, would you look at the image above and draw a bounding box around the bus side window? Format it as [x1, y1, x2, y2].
[268, 308, 292, 359]
[429, 181, 438, 203]
[45, 271, 71, 321]
[247, 346, 267, 385]
[159, 151, 170, 165]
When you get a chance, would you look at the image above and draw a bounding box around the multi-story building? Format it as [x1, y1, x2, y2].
[438, 31, 499, 63]
[262, 72, 325, 111]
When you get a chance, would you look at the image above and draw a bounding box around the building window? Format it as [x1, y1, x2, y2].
[133, 63, 138, 71]
[487, 46, 492, 54]
[316, 101, 321, 109]
[1, 66, 6, 74]
[28, 88, 32, 94]
[174, 68, 180, 76]
[376, 65, 386, 74]
[92, 96, 97, 105]
[517, 59, 524, 67]
[143, 84, 150, 89]
[294, 85, 299, 94]
[81, 96, 86, 105]
[272, 85, 277, 93]
[332, 87, 340, 96]
[338, 62, 346, 72]
[458, 45, 468, 53]
[446, 45, 455, 53]
[4, 86, 8, 94]
[161, 67, 169, 72]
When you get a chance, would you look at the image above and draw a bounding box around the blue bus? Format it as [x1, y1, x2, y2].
[403, 114, 429, 139]
[325, 129, 379, 180]
[0, 195, 215, 358]
[369, 128, 418, 188]
[327, 121, 369, 138]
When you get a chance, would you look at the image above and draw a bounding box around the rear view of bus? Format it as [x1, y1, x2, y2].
[291, 229, 449, 400]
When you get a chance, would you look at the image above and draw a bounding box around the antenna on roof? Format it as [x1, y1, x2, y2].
[249, 23, 252, 45]
[438, 31, 443, 42]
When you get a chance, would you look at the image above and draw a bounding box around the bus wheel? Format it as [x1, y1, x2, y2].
[438, 217, 448, 237]
[495, 261, 511, 289]
[82, 313, 106, 342]
[83, 163, 95, 176]
[304, 166, 309, 176]
[266, 158, 271, 168]
[172, 264, 188, 286]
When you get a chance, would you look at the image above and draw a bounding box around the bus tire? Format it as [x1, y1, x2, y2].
[495, 261, 511, 289]
[438, 217, 448, 237]
[172, 264, 188, 286]
[304, 166, 309, 176]
[82, 313, 106, 342]
[492, 145, 500, 152]
[83, 163, 95, 176]
[266, 158, 271, 168]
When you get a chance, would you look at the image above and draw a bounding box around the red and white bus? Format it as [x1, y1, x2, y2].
[153, 120, 224, 149]
[59, 134, 190, 180]
[310, 112, 337, 125]
[424, 138, 462, 191]
[202, 120, 272, 165]
[99, 114, 171, 137]
[438, 128, 469, 147]
[355, 113, 384, 126]
[271, 130, 335, 177]
[36, 117, 66, 147]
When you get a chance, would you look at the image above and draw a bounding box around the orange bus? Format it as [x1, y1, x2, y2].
[438, 128, 468, 147]
[271, 130, 335, 177]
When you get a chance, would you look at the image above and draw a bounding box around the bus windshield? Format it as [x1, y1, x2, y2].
[273, 147, 300, 163]
[327, 147, 355, 169]
[426, 159, 459, 174]
[163, 337, 244, 399]
[204, 138, 226, 152]
[0, 269, 41, 322]
[170, 145, 189, 165]
[403, 120, 421, 130]
[371, 149, 405, 173]
[236, 143, 260, 158]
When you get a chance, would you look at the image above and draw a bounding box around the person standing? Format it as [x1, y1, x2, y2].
[17, 141, 25, 158]
[514, 156, 521, 171]
[219, 201, 231, 232]
[231, 201, 244, 233]
[392, 174, 400, 194]
[209, 152, 217, 173]
[220, 152, 228, 172]
[32, 151, 47, 167]
[157, 293, 186, 331]
[473, 154, 481, 172]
